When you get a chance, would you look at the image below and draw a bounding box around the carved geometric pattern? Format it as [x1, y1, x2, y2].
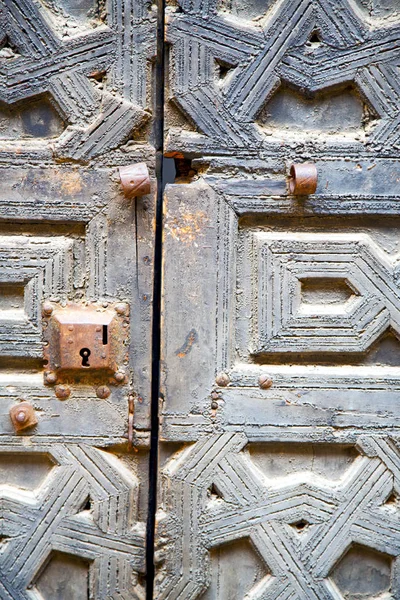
[0, 445, 145, 599]
[254, 232, 400, 354]
[0, 0, 155, 160]
[166, 0, 400, 156]
[157, 433, 400, 600]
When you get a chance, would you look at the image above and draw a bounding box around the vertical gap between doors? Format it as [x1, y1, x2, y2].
[146, 0, 165, 596]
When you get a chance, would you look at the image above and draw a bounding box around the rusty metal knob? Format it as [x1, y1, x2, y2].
[10, 402, 38, 432]
[289, 163, 318, 195]
[119, 163, 151, 198]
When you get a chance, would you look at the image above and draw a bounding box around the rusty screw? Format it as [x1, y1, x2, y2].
[215, 372, 230, 387]
[259, 375, 273, 390]
[45, 371, 57, 385]
[119, 163, 151, 198]
[96, 385, 111, 399]
[289, 163, 318, 195]
[10, 402, 38, 432]
[55, 385, 71, 400]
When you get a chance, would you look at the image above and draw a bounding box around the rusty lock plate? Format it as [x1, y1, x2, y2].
[42, 302, 129, 386]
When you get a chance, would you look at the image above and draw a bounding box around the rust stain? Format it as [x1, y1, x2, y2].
[164, 151, 185, 158]
[61, 172, 83, 194]
[175, 329, 198, 358]
[166, 211, 208, 244]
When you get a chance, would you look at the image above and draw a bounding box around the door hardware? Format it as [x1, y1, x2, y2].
[288, 163, 318, 195]
[54, 385, 71, 400]
[42, 302, 130, 388]
[119, 162, 151, 198]
[128, 394, 134, 450]
[215, 372, 230, 387]
[258, 375, 273, 389]
[10, 402, 38, 432]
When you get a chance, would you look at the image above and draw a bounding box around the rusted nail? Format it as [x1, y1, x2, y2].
[55, 385, 71, 400]
[288, 163, 318, 195]
[259, 375, 273, 389]
[42, 302, 54, 316]
[114, 371, 125, 383]
[115, 302, 129, 316]
[96, 385, 111, 399]
[119, 163, 151, 198]
[211, 401, 218, 410]
[45, 371, 57, 385]
[215, 372, 230, 387]
[10, 402, 38, 432]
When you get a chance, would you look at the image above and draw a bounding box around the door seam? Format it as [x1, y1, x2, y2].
[145, 0, 165, 597]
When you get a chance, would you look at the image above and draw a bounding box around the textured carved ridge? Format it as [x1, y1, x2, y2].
[157, 433, 400, 600]
[165, 0, 400, 157]
[0, 445, 145, 598]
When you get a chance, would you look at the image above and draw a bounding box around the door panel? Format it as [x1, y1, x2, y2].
[0, 1, 155, 598]
[158, 0, 400, 598]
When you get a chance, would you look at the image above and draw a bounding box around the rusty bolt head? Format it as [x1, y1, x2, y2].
[215, 372, 230, 387]
[289, 163, 318, 195]
[96, 385, 111, 399]
[42, 302, 54, 316]
[115, 302, 129, 316]
[211, 401, 218, 410]
[55, 385, 71, 400]
[259, 375, 273, 390]
[10, 402, 38, 432]
[119, 163, 151, 198]
[114, 371, 125, 383]
[45, 371, 57, 385]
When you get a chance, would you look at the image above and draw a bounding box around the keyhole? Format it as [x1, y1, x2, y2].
[80, 347, 91, 367]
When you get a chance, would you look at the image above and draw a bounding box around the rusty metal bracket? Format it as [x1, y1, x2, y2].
[119, 163, 151, 198]
[288, 163, 318, 195]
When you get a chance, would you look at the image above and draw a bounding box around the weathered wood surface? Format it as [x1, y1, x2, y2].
[158, 0, 400, 598]
[0, 0, 155, 597]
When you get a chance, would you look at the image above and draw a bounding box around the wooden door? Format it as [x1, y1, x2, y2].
[157, 0, 400, 598]
[0, 1, 155, 598]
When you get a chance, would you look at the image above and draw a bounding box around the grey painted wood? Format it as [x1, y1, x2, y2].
[158, 0, 400, 598]
[0, 0, 155, 597]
